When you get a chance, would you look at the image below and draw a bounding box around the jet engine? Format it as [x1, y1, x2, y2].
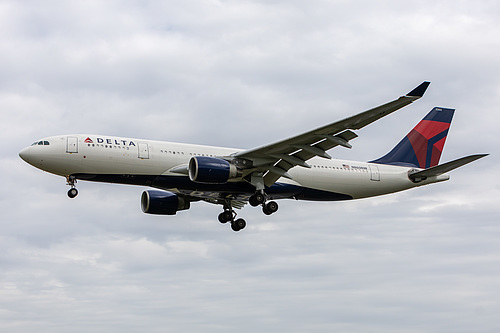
[141, 190, 190, 215]
[188, 156, 240, 184]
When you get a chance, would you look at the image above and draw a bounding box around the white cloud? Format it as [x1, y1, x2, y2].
[1, 0, 500, 332]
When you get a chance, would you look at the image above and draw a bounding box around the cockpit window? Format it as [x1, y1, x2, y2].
[31, 141, 50, 146]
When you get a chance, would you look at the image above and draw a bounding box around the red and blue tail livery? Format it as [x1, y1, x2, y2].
[371, 107, 454, 168]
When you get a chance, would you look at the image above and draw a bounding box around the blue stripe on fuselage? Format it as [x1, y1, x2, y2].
[72, 173, 353, 202]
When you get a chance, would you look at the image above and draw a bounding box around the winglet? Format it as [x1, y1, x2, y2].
[407, 81, 431, 97]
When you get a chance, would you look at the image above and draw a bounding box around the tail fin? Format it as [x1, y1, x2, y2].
[370, 107, 455, 168]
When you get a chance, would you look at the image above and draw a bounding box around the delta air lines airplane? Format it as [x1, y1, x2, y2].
[19, 82, 487, 231]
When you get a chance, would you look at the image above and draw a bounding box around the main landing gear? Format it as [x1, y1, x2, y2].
[249, 191, 279, 216]
[66, 176, 78, 198]
[218, 202, 246, 232]
[219, 192, 279, 232]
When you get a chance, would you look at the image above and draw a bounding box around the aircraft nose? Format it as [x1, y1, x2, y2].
[19, 147, 31, 163]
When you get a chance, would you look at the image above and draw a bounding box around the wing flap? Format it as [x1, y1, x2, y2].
[263, 130, 360, 186]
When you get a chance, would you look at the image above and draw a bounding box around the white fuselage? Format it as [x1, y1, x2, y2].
[19, 134, 450, 201]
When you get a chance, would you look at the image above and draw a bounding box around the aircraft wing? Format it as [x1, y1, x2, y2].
[234, 81, 431, 187]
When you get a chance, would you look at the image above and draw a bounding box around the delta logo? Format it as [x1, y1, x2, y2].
[84, 137, 136, 146]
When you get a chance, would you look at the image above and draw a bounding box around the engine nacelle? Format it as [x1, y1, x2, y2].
[188, 156, 240, 184]
[141, 190, 190, 215]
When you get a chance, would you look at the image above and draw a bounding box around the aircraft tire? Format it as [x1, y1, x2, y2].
[218, 213, 227, 223]
[266, 201, 278, 213]
[231, 218, 246, 231]
[249, 193, 265, 207]
[263, 201, 278, 215]
[67, 188, 78, 198]
[219, 211, 233, 223]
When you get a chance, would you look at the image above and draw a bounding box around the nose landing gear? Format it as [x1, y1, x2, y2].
[66, 176, 78, 198]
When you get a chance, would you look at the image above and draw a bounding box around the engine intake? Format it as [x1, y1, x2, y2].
[188, 156, 240, 184]
[141, 190, 190, 215]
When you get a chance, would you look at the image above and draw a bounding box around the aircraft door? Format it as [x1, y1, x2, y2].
[138, 143, 149, 159]
[369, 165, 380, 181]
[66, 136, 78, 153]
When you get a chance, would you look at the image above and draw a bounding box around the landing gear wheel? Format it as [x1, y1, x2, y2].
[220, 199, 246, 232]
[67, 188, 78, 198]
[66, 176, 78, 198]
[249, 192, 265, 207]
[218, 210, 233, 224]
[263, 201, 278, 215]
[231, 218, 246, 232]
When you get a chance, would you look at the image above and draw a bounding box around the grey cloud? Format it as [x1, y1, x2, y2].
[1, 0, 499, 332]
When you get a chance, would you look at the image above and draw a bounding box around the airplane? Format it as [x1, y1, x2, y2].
[19, 82, 487, 231]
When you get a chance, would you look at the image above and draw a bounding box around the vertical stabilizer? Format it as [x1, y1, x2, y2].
[370, 107, 455, 168]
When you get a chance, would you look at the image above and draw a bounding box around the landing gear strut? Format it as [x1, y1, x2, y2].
[66, 176, 78, 198]
[218, 201, 246, 232]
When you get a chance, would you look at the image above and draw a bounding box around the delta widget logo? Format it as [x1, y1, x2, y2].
[83, 137, 136, 146]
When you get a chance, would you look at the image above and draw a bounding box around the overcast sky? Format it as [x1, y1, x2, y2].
[1, 0, 499, 332]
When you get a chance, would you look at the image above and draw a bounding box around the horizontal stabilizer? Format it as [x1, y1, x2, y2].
[408, 154, 488, 182]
